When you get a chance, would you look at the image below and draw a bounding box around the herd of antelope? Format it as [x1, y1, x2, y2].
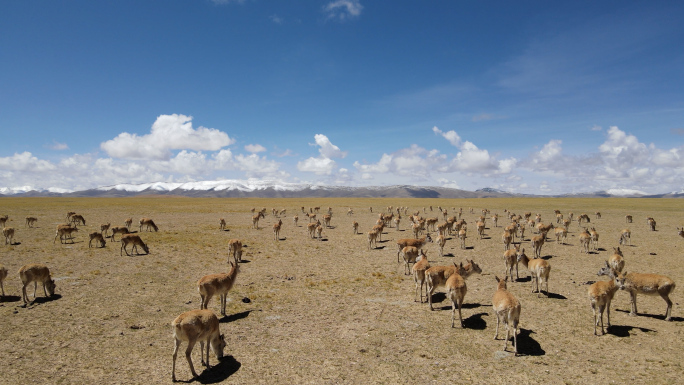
[1, 202, 681, 380]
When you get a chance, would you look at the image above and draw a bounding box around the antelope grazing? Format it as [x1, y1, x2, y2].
[401, 247, 426, 275]
[613, 270, 676, 321]
[412, 253, 431, 303]
[647, 217, 656, 231]
[517, 248, 551, 297]
[426, 260, 482, 311]
[54, 225, 78, 244]
[492, 276, 521, 355]
[273, 219, 282, 240]
[530, 231, 547, 259]
[0, 264, 7, 296]
[124, 218, 133, 229]
[396, 234, 432, 263]
[608, 247, 625, 272]
[120, 234, 149, 256]
[25, 217, 37, 228]
[171, 309, 226, 382]
[367, 229, 379, 250]
[219, 218, 226, 230]
[579, 228, 591, 254]
[589, 227, 600, 250]
[110, 226, 129, 241]
[292, 215, 299, 227]
[502, 230, 513, 251]
[139, 218, 158, 232]
[619, 229, 631, 246]
[19, 263, 56, 306]
[503, 244, 520, 282]
[65, 212, 75, 222]
[446, 263, 468, 328]
[352, 221, 359, 234]
[625, 215, 633, 223]
[70, 214, 86, 227]
[458, 227, 467, 249]
[252, 211, 265, 229]
[228, 239, 243, 263]
[578, 213, 590, 224]
[3, 227, 15, 245]
[88, 232, 106, 248]
[554, 227, 567, 245]
[198, 259, 240, 315]
[590, 262, 621, 335]
[435, 233, 447, 257]
[100, 223, 111, 237]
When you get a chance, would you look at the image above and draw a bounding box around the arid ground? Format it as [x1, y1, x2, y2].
[0, 197, 682, 384]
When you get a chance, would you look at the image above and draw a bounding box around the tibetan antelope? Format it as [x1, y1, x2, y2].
[426, 260, 482, 311]
[458, 227, 467, 249]
[589, 227, 599, 250]
[554, 227, 567, 245]
[292, 215, 299, 227]
[0, 215, 7, 229]
[595, 212, 601, 219]
[435, 233, 447, 257]
[517, 248, 551, 297]
[88, 232, 106, 248]
[590, 262, 621, 335]
[502, 230, 513, 251]
[124, 218, 133, 229]
[228, 239, 243, 263]
[139, 218, 158, 232]
[352, 221, 359, 235]
[579, 228, 591, 254]
[19, 263, 56, 306]
[25, 217, 37, 228]
[3, 227, 15, 245]
[110, 226, 129, 241]
[647, 217, 656, 231]
[252, 211, 265, 229]
[492, 276, 521, 355]
[198, 259, 239, 315]
[322, 214, 332, 229]
[625, 215, 633, 223]
[612, 269, 676, 321]
[503, 244, 520, 282]
[54, 225, 78, 244]
[120, 234, 149, 256]
[273, 219, 282, 240]
[219, 218, 226, 230]
[171, 309, 226, 382]
[315, 223, 323, 241]
[608, 247, 625, 272]
[530, 231, 547, 259]
[367, 229, 379, 250]
[619, 229, 631, 246]
[347, 208, 354, 216]
[401, 247, 426, 275]
[446, 263, 468, 328]
[678, 227, 684, 238]
[396, 234, 432, 262]
[65, 212, 75, 222]
[412, 253, 431, 303]
[0, 264, 7, 296]
[100, 223, 111, 237]
[476, 220, 485, 240]
[70, 214, 86, 227]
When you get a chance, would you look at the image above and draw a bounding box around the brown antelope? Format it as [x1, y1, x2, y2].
[307, 221, 318, 239]
[619, 229, 631, 246]
[647, 217, 656, 231]
[554, 227, 567, 245]
[124, 218, 133, 229]
[476, 220, 485, 240]
[70, 214, 86, 227]
[426, 260, 482, 311]
[578, 213, 590, 224]
[517, 248, 551, 297]
[678, 227, 684, 238]
[589, 227, 599, 250]
[219, 218, 226, 230]
[530, 231, 547, 259]
[347, 208, 353, 216]
[0, 264, 7, 296]
[491, 214, 499, 228]
[503, 244, 520, 282]
[567, 212, 574, 221]
[352, 221, 359, 234]
[625, 215, 633, 223]
[19, 263, 56, 305]
[226, 238, 243, 262]
[435, 233, 447, 257]
[502, 230, 513, 251]
[401, 247, 426, 275]
[612, 269, 676, 321]
[426, 217, 439, 232]
[367, 229, 379, 250]
[555, 213, 563, 224]
[252, 211, 265, 229]
[65, 212, 75, 222]
[54, 225, 78, 244]
[517, 223, 526, 241]
[412, 253, 431, 303]
[492, 276, 521, 355]
[198, 259, 239, 315]
[292, 215, 299, 227]
[100, 223, 111, 237]
[590, 262, 621, 336]
[562, 218, 571, 231]
[273, 219, 282, 240]
[171, 309, 226, 382]
[315, 223, 323, 241]
[396, 234, 432, 262]
[0, 215, 7, 228]
[579, 228, 591, 254]
[25, 217, 37, 228]
[120, 234, 149, 256]
[608, 247, 625, 272]
[446, 263, 468, 328]
[306, 213, 317, 223]
[88, 232, 106, 248]
[458, 227, 467, 249]
[595, 212, 601, 219]
[110, 226, 129, 241]
[393, 216, 401, 230]
[139, 218, 158, 232]
[3, 227, 15, 245]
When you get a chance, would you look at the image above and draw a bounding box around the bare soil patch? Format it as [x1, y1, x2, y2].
[0, 197, 683, 384]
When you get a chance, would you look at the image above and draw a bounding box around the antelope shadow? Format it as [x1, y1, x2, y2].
[220, 310, 252, 324]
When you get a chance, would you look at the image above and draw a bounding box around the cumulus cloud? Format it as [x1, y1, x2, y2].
[433, 127, 514, 174]
[47, 141, 69, 150]
[324, 0, 363, 21]
[298, 134, 346, 176]
[312, 134, 347, 158]
[432, 126, 461, 147]
[354, 145, 445, 180]
[245, 144, 267, 153]
[0, 152, 56, 172]
[101, 114, 234, 160]
[269, 14, 283, 24]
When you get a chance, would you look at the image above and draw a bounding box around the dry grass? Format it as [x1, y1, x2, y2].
[0, 197, 683, 384]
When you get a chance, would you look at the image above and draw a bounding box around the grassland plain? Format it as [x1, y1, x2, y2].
[0, 197, 682, 384]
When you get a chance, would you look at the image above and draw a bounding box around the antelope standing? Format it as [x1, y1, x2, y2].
[3, 227, 15, 245]
[54, 225, 78, 244]
[228, 239, 243, 263]
[19, 263, 56, 306]
[458, 227, 467, 249]
[292, 215, 299, 227]
[124, 218, 133, 229]
[530, 231, 547, 259]
[88, 232, 106, 248]
[100, 223, 111, 237]
[70, 214, 86, 227]
[503, 244, 520, 282]
[412, 253, 431, 303]
[252, 211, 264, 229]
[110, 226, 129, 241]
[273, 219, 282, 240]
[589, 227, 599, 250]
[367, 229, 379, 250]
[502, 230, 513, 251]
[396, 234, 432, 263]
[25, 217, 37, 228]
[517, 248, 551, 297]
[554, 227, 567, 245]
[0, 215, 7, 228]
[198, 259, 239, 315]
[625, 215, 632, 223]
[590, 262, 621, 335]
[219, 218, 226, 230]
[446, 263, 468, 328]
[352, 221, 359, 235]
[647, 217, 656, 231]
[171, 309, 226, 382]
[613, 269, 676, 321]
[608, 247, 625, 272]
[401, 247, 425, 275]
[619, 228, 631, 246]
[578, 228, 591, 254]
[426, 260, 482, 311]
[0, 264, 7, 296]
[492, 276, 521, 355]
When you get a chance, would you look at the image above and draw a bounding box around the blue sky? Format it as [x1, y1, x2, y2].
[1, 0, 683, 195]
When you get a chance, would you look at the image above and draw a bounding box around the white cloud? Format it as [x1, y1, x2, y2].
[0, 152, 56, 172]
[101, 114, 234, 160]
[313, 134, 347, 158]
[297, 157, 337, 175]
[270, 14, 283, 24]
[324, 0, 363, 21]
[48, 141, 69, 150]
[432, 126, 461, 147]
[245, 144, 267, 153]
[234, 154, 282, 177]
[591, 125, 602, 131]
